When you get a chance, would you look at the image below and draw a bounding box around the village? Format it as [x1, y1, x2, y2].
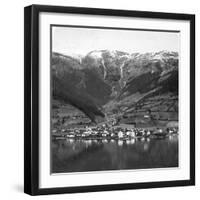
[52, 118, 178, 140]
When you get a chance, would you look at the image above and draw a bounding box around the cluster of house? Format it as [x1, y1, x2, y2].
[52, 123, 178, 140]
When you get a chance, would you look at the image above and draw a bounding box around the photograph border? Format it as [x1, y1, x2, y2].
[24, 4, 195, 195]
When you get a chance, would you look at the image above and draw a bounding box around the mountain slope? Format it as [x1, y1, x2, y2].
[51, 50, 179, 125]
[52, 52, 106, 122]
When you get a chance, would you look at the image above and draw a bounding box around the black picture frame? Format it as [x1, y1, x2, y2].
[24, 4, 195, 196]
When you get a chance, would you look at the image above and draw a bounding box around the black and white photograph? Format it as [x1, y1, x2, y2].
[51, 25, 179, 174]
[23, 4, 195, 195]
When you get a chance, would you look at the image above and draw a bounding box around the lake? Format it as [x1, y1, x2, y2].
[51, 135, 178, 173]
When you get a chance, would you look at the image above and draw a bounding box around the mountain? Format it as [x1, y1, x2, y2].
[51, 50, 179, 125]
[52, 52, 106, 122]
[82, 50, 131, 97]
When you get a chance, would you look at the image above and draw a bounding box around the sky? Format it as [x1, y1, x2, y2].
[52, 26, 180, 56]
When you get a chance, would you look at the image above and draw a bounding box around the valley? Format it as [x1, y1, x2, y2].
[51, 50, 178, 130]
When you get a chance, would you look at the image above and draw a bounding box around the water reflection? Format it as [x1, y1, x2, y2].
[118, 140, 123, 146]
[52, 136, 178, 173]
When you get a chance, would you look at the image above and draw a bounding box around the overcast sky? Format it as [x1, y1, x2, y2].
[52, 26, 180, 56]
